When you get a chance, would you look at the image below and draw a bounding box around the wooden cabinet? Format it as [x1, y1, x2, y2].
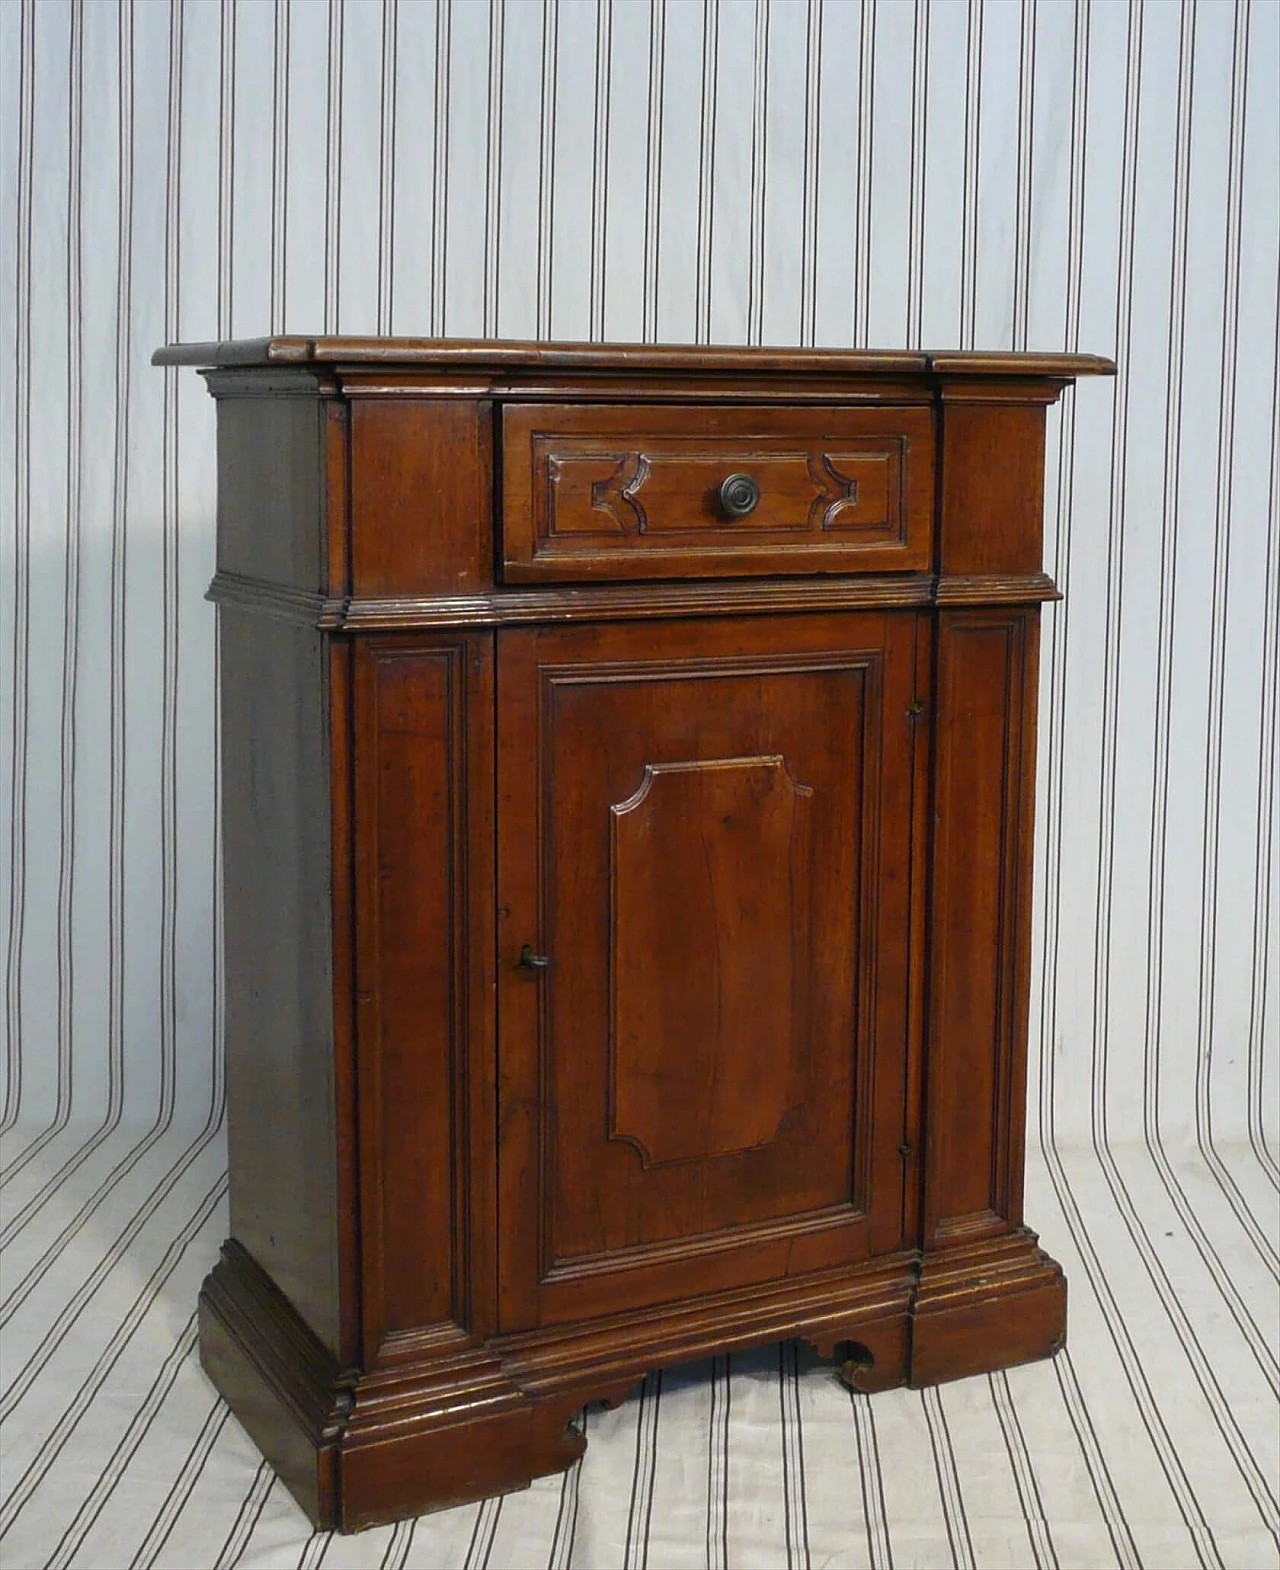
[155, 336, 1113, 1532]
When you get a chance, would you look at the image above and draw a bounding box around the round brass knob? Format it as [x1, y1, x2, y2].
[718, 472, 761, 518]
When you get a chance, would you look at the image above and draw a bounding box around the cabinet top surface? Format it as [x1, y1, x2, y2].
[152, 335, 1115, 380]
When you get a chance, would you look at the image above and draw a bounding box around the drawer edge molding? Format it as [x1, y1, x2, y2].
[207, 568, 1062, 630]
[341, 577, 935, 627]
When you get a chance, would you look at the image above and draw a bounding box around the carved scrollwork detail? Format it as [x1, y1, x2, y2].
[591, 453, 651, 533]
[807, 454, 861, 530]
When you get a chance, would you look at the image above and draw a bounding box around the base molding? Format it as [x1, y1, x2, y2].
[199, 1229, 1066, 1531]
[200, 1242, 352, 1524]
[907, 1228, 1067, 1388]
[199, 1244, 585, 1533]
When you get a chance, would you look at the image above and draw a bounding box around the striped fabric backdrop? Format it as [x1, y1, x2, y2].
[1, 2, 1276, 1567]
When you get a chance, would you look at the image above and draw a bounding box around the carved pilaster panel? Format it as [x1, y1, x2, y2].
[353, 635, 497, 1363]
[922, 608, 1039, 1247]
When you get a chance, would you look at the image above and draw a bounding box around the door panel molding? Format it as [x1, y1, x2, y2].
[497, 614, 921, 1330]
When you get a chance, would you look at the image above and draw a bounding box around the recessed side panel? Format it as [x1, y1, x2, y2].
[215, 388, 330, 591]
[220, 609, 340, 1356]
[923, 609, 1039, 1248]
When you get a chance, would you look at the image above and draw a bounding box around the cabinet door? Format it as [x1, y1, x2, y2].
[497, 613, 925, 1330]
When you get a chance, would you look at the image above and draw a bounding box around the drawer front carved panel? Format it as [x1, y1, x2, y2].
[550, 447, 896, 536]
[609, 755, 814, 1169]
[501, 403, 934, 580]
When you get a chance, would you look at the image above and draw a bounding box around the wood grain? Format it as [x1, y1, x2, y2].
[205, 567, 1064, 632]
[349, 399, 492, 598]
[496, 613, 917, 1329]
[501, 402, 932, 579]
[154, 334, 1115, 380]
[609, 756, 813, 1168]
[938, 400, 1049, 576]
[923, 609, 1039, 1246]
[353, 635, 497, 1362]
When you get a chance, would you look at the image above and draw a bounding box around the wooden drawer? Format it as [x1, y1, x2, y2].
[500, 404, 934, 581]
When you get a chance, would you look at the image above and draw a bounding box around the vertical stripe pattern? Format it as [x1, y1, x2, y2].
[0, 2, 1276, 1565]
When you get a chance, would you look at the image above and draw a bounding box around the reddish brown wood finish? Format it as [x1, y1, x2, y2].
[611, 756, 812, 1166]
[350, 399, 494, 598]
[938, 395, 1051, 576]
[500, 403, 932, 579]
[168, 335, 1114, 1532]
[924, 608, 1040, 1247]
[155, 334, 1111, 379]
[495, 613, 921, 1330]
[352, 635, 497, 1363]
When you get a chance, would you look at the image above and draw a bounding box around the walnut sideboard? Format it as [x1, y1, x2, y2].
[154, 336, 1114, 1532]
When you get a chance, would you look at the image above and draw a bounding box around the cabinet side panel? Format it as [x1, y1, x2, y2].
[221, 608, 340, 1355]
[216, 393, 328, 591]
[923, 608, 1038, 1247]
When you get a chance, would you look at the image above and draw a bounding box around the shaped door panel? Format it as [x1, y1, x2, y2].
[609, 754, 812, 1170]
[496, 613, 926, 1329]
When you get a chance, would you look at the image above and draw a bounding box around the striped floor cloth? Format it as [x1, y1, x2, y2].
[1, 1124, 1276, 1570]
